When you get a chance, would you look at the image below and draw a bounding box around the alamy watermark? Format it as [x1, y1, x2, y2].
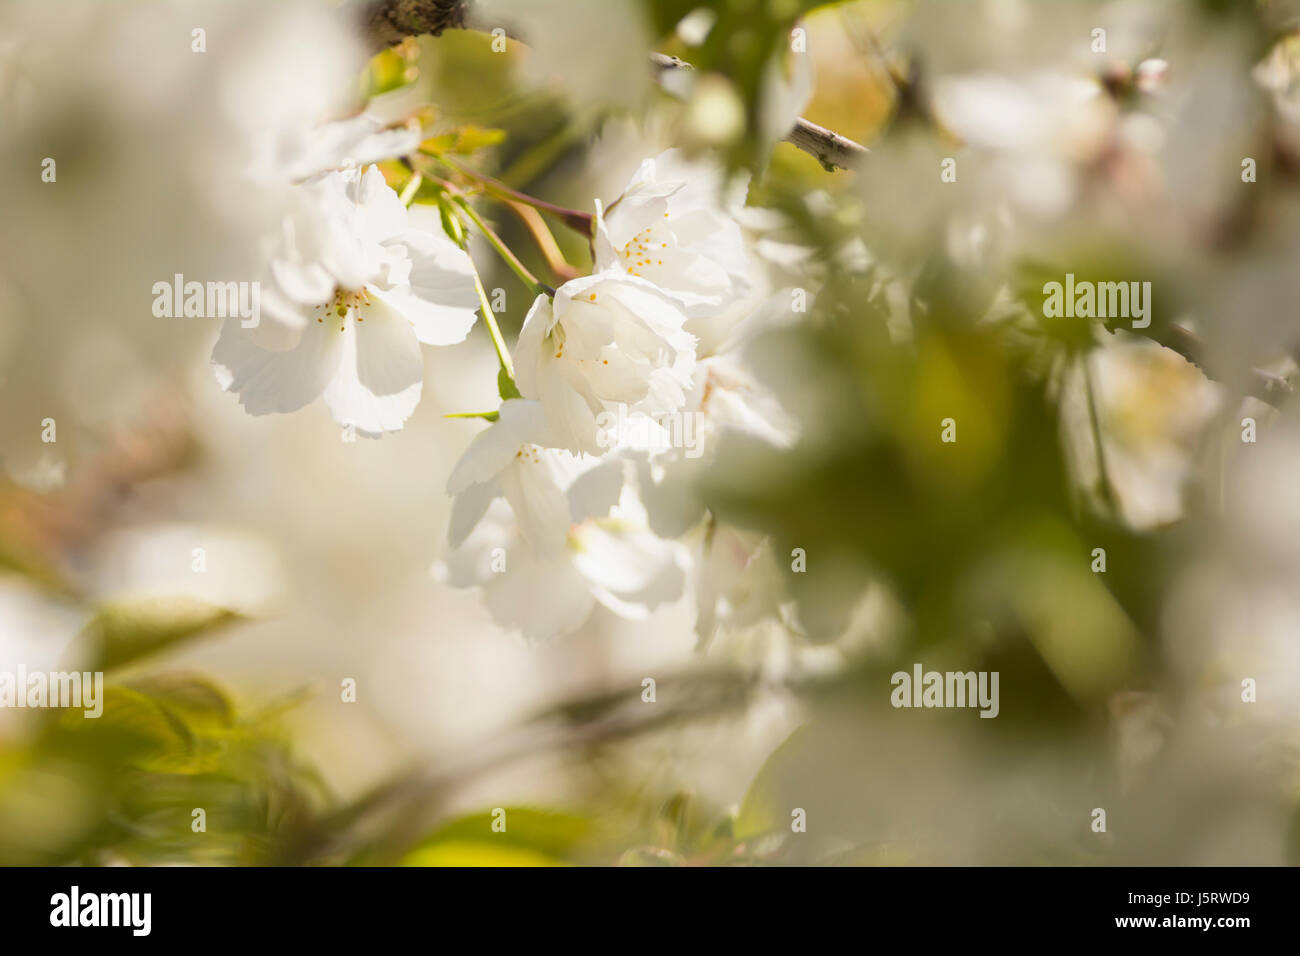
[595, 404, 704, 459]
[1042, 273, 1151, 329]
[891, 663, 999, 718]
[50, 886, 150, 936]
[152, 273, 260, 327]
[0, 666, 103, 718]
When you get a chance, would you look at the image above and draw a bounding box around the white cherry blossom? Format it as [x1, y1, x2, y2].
[513, 273, 697, 455]
[212, 164, 480, 437]
[594, 148, 754, 317]
[437, 478, 687, 643]
[446, 399, 577, 560]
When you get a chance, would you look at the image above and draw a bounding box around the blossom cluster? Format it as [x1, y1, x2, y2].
[215, 131, 804, 642]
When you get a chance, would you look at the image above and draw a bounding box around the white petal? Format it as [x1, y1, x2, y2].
[592, 198, 619, 273]
[760, 46, 814, 151]
[445, 399, 546, 495]
[438, 498, 516, 587]
[634, 454, 707, 538]
[391, 222, 480, 345]
[513, 293, 554, 400]
[294, 115, 421, 180]
[606, 179, 682, 250]
[551, 272, 606, 317]
[604, 276, 696, 346]
[345, 124, 422, 167]
[484, 550, 596, 641]
[448, 478, 501, 549]
[348, 164, 408, 245]
[321, 300, 424, 436]
[572, 522, 683, 599]
[259, 286, 314, 334]
[651, 148, 749, 214]
[567, 456, 626, 522]
[538, 368, 603, 455]
[370, 286, 477, 347]
[270, 257, 336, 306]
[638, 362, 695, 418]
[300, 172, 380, 291]
[499, 456, 572, 560]
[573, 521, 688, 619]
[211, 317, 342, 415]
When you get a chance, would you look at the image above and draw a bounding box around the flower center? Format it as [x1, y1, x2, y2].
[312, 287, 374, 330]
[618, 223, 669, 279]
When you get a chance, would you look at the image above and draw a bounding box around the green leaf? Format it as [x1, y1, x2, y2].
[497, 368, 522, 401]
[439, 198, 466, 247]
[59, 686, 220, 774]
[734, 724, 810, 842]
[123, 674, 236, 735]
[444, 410, 500, 422]
[419, 125, 506, 157]
[405, 177, 448, 207]
[400, 808, 594, 867]
[362, 47, 416, 97]
[80, 596, 240, 672]
[401, 841, 568, 867]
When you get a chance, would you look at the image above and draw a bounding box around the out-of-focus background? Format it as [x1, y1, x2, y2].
[2, 0, 1299, 865]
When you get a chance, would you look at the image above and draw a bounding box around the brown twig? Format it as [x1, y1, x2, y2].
[364, 0, 469, 48]
[783, 115, 871, 172]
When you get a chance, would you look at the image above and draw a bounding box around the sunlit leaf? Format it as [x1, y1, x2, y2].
[80, 596, 240, 672]
[401, 808, 595, 866]
[419, 125, 506, 157]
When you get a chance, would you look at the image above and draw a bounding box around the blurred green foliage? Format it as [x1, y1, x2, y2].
[0, 667, 328, 865]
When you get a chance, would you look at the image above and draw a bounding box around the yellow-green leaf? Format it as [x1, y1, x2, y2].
[81, 596, 240, 671]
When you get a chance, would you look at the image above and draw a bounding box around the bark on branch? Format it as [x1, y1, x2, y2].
[365, 0, 468, 47]
[362, 0, 868, 171]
